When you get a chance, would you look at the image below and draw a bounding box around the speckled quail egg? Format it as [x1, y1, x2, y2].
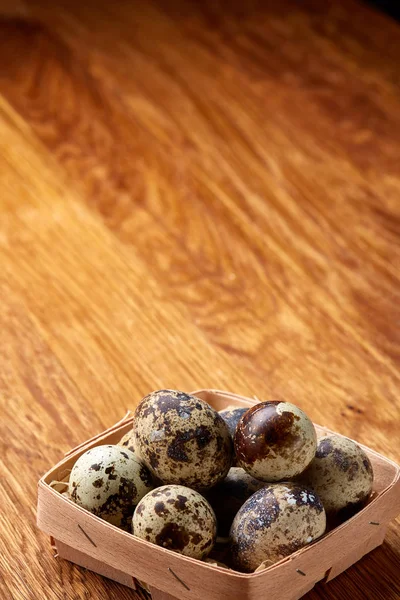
[206, 467, 265, 537]
[118, 430, 136, 453]
[132, 485, 217, 559]
[230, 482, 326, 572]
[219, 406, 248, 438]
[296, 435, 374, 517]
[133, 390, 233, 489]
[219, 406, 248, 465]
[68, 445, 154, 528]
[234, 401, 317, 481]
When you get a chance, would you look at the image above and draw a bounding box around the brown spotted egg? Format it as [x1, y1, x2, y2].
[230, 482, 326, 572]
[132, 485, 217, 559]
[219, 406, 248, 466]
[234, 401, 317, 481]
[133, 390, 233, 489]
[219, 406, 248, 439]
[68, 445, 154, 528]
[297, 435, 374, 517]
[206, 467, 265, 537]
[118, 430, 136, 453]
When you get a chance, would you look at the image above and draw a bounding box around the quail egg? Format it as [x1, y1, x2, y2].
[206, 467, 265, 537]
[132, 485, 217, 560]
[219, 406, 248, 438]
[219, 406, 248, 465]
[118, 430, 136, 453]
[133, 390, 233, 489]
[230, 482, 326, 572]
[297, 435, 374, 517]
[235, 401, 317, 481]
[68, 445, 154, 528]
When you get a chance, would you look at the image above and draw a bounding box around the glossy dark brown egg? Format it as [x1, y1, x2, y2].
[234, 401, 317, 481]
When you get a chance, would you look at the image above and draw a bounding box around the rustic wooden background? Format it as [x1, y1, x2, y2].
[0, 0, 399, 598]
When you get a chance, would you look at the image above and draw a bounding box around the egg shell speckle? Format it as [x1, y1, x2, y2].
[230, 482, 326, 572]
[133, 390, 233, 489]
[296, 435, 374, 517]
[235, 401, 317, 481]
[205, 467, 265, 537]
[132, 485, 217, 560]
[68, 445, 154, 528]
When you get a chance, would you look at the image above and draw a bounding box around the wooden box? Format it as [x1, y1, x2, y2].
[37, 390, 400, 600]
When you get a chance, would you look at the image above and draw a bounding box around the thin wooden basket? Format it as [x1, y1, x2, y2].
[37, 390, 400, 600]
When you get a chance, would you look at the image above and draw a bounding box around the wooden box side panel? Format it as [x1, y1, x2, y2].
[55, 539, 136, 589]
[52, 523, 389, 600]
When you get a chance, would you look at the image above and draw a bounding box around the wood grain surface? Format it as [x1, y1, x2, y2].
[0, 0, 399, 599]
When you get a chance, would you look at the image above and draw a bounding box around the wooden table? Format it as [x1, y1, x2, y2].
[1, 1, 399, 598]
